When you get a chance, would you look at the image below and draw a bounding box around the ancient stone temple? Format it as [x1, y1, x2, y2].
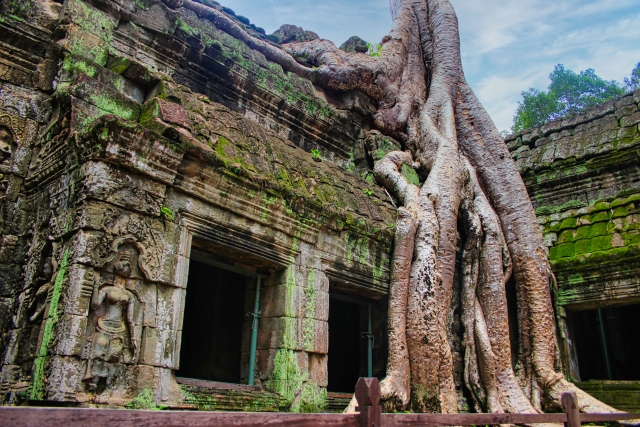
[505, 99, 640, 411]
[0, 0, 638, 413]
[0, 0, 394, 411]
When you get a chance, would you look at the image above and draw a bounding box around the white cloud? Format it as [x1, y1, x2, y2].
[453, 0, 640, 129]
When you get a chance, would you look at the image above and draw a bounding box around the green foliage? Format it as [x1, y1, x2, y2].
[624, 62, 640, 92]
[161, 206, 175, 221]
[549, 65, 624, 114]
[366, 42, 383, 57]
[362, 188, 373, 197]
[236, 15, 250, 25]
[310, 149, 321, 160]
[512, 88, 559, 133]
[126, 389, 166, 410]
[512, 64, 626, 132]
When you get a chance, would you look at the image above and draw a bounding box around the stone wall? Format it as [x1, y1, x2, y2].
[0, 0, 399, 411]
[506, 91, 640, 310]
[505, 91, 640, 393]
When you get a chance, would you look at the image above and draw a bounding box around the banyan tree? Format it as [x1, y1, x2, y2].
[168, 0, 617, 415]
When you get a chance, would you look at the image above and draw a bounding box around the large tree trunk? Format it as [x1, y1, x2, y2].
[166, 0, 619, 415]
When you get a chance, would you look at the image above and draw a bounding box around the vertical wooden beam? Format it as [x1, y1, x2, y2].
[355, 377, 381, 427]
[562, 391, 581, 427]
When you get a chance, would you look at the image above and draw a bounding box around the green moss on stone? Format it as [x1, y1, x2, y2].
[559, 217, 578, 230]
[590, 222, 609, 238]
[401, 163, 420, 185]
[126, 389, 165, 410]
[591, 235, 612, 252]
[557, 229, 575, 244]
[161, 206, 175, 221]
[574, 239, 591, 255]
[30, 248, 70, 400]
[554, 243, 575, 259]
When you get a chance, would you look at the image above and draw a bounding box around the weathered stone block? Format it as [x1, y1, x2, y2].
[69, 95, 104, 133]
[0, 364, 22, 391]
[308, 353, 328, 387]
[132, 280, 157, 328]
[79, 161, 166, 216]
[60, 0, 118, 41]
[70, 74, 141, 120]
[0, 234, 18, 264]
[615, 94, 637, 110]
[54, 314, 88, 357]
[130, 2, 178, 37]
[96, 119, 185, 185]
[261, 283, 303, 319]
[155, 285, 185, 331]
[142, 97, 193, 131]
[139, 326, 180, 369]
[617, 103, 638, 119]
[63, 264, 94, 316]
[58, 24, 109, 66]
[60, 55, 145, 103]
[67, 230, 104, 265]
[2, 328, 30, 365]
[0, 297, 12, 334]
[0, 264, 22, 297]
[258, 316, 302, 351]
[310, 320, 328, 354]
[0, 82, 52, 124]
[586, 99, 616, 121]
[47, 356, 84, 402]
[171, 255, 190, 289]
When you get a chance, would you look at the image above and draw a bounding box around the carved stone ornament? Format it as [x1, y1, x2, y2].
[81, 238, 148, 399]
[0, 115, 17, 198]
[28, 242, 58, 323]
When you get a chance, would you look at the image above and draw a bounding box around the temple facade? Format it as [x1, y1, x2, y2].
[0, 0, 638, 412]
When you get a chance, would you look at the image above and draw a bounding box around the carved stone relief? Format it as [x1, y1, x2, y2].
[28, 242, 57, 323]
[81, 240, 146, 401]
[0, 124, 13, 198]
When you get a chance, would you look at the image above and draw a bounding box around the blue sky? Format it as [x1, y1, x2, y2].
[219, 0, 640, 132]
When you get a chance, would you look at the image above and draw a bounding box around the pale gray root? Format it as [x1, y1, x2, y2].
[459, 196, 485, 411]
[374, 152, 421, 411]
[465, 161, 539, 415]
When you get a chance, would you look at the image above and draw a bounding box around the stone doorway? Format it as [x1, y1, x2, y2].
[571, 304, 640, 381]
[327, 293, 387, 393]
[176, 258, 251, 384]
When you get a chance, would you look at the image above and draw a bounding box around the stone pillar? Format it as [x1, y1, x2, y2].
[257, 243, 329, 412]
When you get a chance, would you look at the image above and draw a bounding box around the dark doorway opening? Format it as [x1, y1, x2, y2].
[177, 259, 248, 383]
[572, 304, 640, 381]
[327, 293, 387, 393]
[505, 277, 520, 369]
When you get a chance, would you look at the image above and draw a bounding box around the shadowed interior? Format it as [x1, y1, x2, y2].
[177, 259, 247, 383]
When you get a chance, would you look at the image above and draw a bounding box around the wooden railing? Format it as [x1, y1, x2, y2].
[1, 378, 638, 427]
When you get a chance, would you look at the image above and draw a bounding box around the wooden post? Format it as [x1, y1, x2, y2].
[355, 377, 381, 427]
[562, 391, 581, 427]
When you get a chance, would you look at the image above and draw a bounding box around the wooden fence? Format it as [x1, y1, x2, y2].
[1, 378, 638, 427]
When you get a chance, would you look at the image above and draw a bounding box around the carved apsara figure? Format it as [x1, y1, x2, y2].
[83, 248, 141, 393]
[29, 251, 56, 323]
[0, 124, 14, 198]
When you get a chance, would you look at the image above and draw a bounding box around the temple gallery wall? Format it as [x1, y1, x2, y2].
[0, 0, 639, 412]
